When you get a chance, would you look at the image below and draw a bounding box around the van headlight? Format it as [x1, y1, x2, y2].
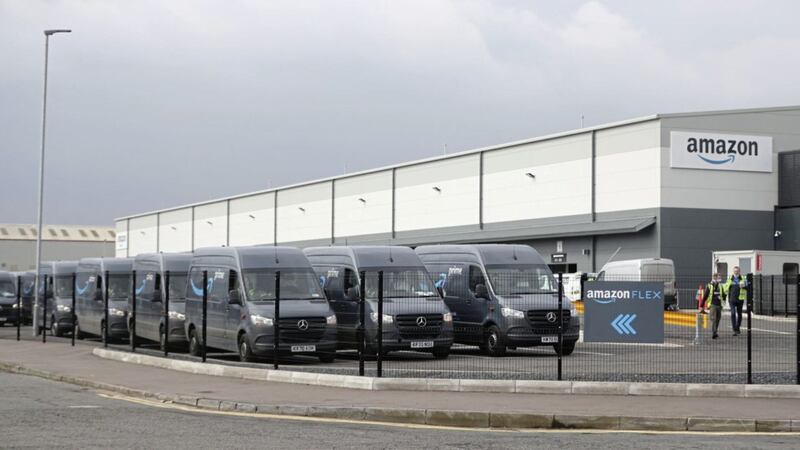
[11, 303, 19, 309]
[370, 312, 393, 324]
[168, 310, 185, 321]
[569, 303, 577, 316]
[501, 307, 525, 319]
[56, 304, 71, 313]
[250, 315, 273, 326]
[443, 313, 453, 323]
[108, 308, 126, 317]
[326, 314, 337, 325]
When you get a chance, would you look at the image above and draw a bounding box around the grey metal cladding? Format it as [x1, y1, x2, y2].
[779, 150, 800, 207]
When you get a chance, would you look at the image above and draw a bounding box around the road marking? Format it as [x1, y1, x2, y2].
[750, 327, 793, 336]
[97, 392, 800, 437]
[68, 405, 101, 409]
[575, 351, 615, 357]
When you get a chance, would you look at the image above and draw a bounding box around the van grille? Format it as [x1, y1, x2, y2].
[395, 314, 443, 339]
[278, 317, 326, 343]
[526, 310, 570, 328]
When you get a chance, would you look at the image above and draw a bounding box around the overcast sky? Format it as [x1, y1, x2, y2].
[2, 0, 799, 225]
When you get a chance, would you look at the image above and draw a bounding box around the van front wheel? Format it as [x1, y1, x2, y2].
[188, 329, 202, 357]
[238, 334, 255, 363]
[483, 325, 507, 357]
[554, 341, 576, 356]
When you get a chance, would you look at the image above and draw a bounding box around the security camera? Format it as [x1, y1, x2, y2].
[774, 230, 782, 238]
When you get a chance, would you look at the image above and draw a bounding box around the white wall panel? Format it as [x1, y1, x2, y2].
[483, 135, 591, 223]
[276, 182, 332, 243]
[483, 159, 591, 223]
[334, 171, 392, 238]
[595, 148, 661, 212]
[127, 215, 158, 256]
[158, 208, 193, 253]
[395, 155, 479, 232]
[193, 202, 228, 249]
[115, 220, 128, 257]
[229, 192, 275, 246]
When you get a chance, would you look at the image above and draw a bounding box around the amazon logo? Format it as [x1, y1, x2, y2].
[686, 137, 758, 166]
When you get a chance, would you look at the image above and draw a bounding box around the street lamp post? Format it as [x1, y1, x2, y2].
[33, 29, 71, 337]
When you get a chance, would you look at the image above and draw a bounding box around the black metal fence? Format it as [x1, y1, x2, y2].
[7, 270, 799, 386]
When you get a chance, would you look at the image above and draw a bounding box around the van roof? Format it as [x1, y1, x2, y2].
[77, 257, 134, 273]
[134, 252, 193, 271]
[304, 246, 426, 269]
[193, 246, 312, 269]
[415, 244, 547, 266]
[40, 261, 78, 275]
[601, 258, 674, 269]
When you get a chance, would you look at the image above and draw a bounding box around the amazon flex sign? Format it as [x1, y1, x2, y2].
[583, 282, 664, 344]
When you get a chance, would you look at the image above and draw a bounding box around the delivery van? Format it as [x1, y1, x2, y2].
[597, 258, 678, 310]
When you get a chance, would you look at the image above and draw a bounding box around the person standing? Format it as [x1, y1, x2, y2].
[725, 266, 748, 336]
[703, 273, 726, 339]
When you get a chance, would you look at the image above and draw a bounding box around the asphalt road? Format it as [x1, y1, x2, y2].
[1, 311, 796, 384]
[0, 372, 796, 449]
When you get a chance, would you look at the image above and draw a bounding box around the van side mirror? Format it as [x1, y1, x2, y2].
[45, 289, 54, 299]
[152, 290, 162, 303]
[228, 290, 241, 305]
[95, 290, 104, 301]
[436, 286, 444, 298]
[345, 287, 360, 301]
[474, 284, 490, 300]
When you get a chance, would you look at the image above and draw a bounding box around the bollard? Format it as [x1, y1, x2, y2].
[692, 312, 702, 345]
[273, 271, 280, 371]
[42, 275, 47, 343]
[70, 273, 76, 347]
[747, 273, 753, 384]
[130, 270, 137, 353]
[358, 271, 366, 377]
[16, 275, 21, 341]
[164, 271, 170, 357]
[557, 272, 563, 381]
[104, 271, 110, 348]
[201, 270, 208, 363]
[376, 271, 383, 378]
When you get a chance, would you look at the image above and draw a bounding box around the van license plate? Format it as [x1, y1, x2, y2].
[290, 345, 316, 353]
[0, 317, 6, 322]
[541, 336, 558, 343]
[411, 341, 434, 349]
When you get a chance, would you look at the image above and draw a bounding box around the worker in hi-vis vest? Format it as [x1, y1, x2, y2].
[724, 266, 749, 336]
[703, 273, 726, 339]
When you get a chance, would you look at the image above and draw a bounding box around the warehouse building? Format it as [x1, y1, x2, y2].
[115, 106, 800, 284]
[0, 223, 116, 271]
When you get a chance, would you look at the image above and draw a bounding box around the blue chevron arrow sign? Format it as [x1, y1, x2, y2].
[611, 313, 637, 335]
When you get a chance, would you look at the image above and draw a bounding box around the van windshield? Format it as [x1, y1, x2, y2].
[107, 274, 130, 299]
[54, 276, 73, 298]
[485, 264, 557, 295]
[0, 280, 14, 298]
[242, 269, 325, 301]
[365, 268, 438, 299]
[168, 274, 187, 301]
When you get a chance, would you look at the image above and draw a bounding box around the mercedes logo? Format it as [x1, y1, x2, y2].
[297, 319, 309, 331]
[416, 316, 427, 327]
[545, 312, 558, 323]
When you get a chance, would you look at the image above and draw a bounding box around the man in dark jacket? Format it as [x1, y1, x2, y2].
[725, 266, 748, 336]
[703, 273, 726, 339]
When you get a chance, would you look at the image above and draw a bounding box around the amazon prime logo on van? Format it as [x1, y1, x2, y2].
[670, 131, 772, 173]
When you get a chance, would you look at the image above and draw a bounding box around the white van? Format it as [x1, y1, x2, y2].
[597, 258, 678, 310]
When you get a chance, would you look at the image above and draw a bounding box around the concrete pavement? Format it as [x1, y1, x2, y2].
[1, 338, 799, 432]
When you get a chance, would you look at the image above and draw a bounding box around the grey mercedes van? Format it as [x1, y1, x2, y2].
[183, 247, 337, 363]
[74, 257, 133, 341]
[0, 271, 22, 327]
[304, 246, 454, 359]
[416, 244, 579, 356]
[131, 253, 192, 350]
[36, 261, 78, 336]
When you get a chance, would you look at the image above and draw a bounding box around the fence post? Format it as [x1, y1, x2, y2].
[273, 271, 280, 371]
[164, 271, 170, 357]
[130, 270, 137, 353]
[771, 275, 775, 316]
[104, 270, 109, 348]
[16, 275, 21, 341]
[70, 273, 76, 347]
[201, 270, 207, 363]
[42, 274, 47, 343]
[377, 270, 383, 378]
[785, 277, 789, 318]
[358, 271, 366, 377]
[747, 273, 753, 385]
[557, 272, 563, 381]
